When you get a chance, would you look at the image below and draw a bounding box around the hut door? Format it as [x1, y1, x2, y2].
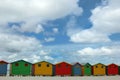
[73, 66, 81, 76]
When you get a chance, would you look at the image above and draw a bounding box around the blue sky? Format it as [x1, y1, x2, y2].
[0, 0, 120, 64]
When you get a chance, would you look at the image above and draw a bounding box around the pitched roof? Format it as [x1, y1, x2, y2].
[34, 61, 53, 65]
[72, 62, 82, 66]
[55, 61, 72, 66]
[11, 60, 32, 64]
[93, 63, 106, 66]
[108, 63, 118, 66]
[0, 60, 8, 64]
[84, 63, 92, 66]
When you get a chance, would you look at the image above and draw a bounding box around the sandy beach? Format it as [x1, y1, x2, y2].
[0, 76, 120, 80]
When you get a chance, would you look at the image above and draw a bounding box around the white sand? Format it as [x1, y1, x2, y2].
[0, 76, 120, 80]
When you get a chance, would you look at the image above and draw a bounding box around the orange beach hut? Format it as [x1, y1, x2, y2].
[33, 61, 54, 76]
[93, 63, 106, 76]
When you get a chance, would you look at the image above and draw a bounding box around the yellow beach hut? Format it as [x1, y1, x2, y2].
[93, 63, 106, 76]
[33, 61, 54, 76]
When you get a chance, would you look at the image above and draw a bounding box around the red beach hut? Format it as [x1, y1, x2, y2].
[107, 63, 119, 75]
[55, 62, 72, 76]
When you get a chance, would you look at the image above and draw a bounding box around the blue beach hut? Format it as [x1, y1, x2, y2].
[0, 60, 8, 76]
[72, 63, 82, 76]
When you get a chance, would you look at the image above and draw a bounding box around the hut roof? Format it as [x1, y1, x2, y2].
[55, 61, 72, 66]
[11, 60, 32, 64]
[72, 62, 82, 66]
[107, 63, 118, 66]
[93, 63, 106, 66]
[34, 61, 53, 65]
[0, 60, 8, 64]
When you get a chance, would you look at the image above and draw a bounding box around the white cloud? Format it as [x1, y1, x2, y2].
[0, 33, 41, 52]
[8, 54, 17, 59]
[39, 50, 48, 55]
[77, 43, 120, 57]
[70, 30, 111, 43]
[0, 0, 82, 33]
[20, 23, 44, 33]
[53, 28, 59, 33]
[90, 0, 120, 34]
[66, 16, 82, 36]
[44, 56, 54, 60]
[45, 43, 120, 64]
[0, 0, 81, 63]
[0, 25, 56, 63]
[0, 0, 120, 64]
[44, 37, 55, 42]
[75, 45, 120, 64]
[0, 26, 43, 62]
[66, 17, 111, 43]
[78, 47, 110, 55]
[67, 0, 120, 43]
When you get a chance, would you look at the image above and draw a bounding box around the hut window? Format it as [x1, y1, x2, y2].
[96, 66, 98, 68]
[76, 65, 79, 68]
[86, 66, 89, 68]
[25, 63, 28, 67]
[58, 64, 61, 67]
[66, 64, 69, 68]
[38, 64, 41, 67]
[47, 64, 50, 67]
[15, 63, 19, 66]
[101, 66, 104, 68]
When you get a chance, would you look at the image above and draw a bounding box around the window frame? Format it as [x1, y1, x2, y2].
[38, 64, 41, 67]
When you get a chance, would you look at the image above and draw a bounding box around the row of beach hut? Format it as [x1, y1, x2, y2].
[0, 60, 120, 76]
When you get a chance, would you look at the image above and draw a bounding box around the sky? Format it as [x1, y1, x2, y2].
[0, 0, 120, 64]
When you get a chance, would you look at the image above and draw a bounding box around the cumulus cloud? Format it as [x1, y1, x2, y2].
[0, 0, 83, 62]
[66, 17, 109, 43]
[74, 45, 120, 64]
[66, 16, 81, 36]
[44, 43, 120, 64]
[0, 26, 54, 63]
[0, 0, 82, 33]
[20, 23, 44, 33]
[0, 0, 120, 64]
[44, 56, 54, 60]
[53, 28, 59, 33]
[0, 33, 40, 53]
[70, 30, 111, 43]
[67, 0, 120, 43]
[77, 47, 112, 55]
[39, 50, 49, 55]
[0, 30, 42, 62]
[90, 0, 120, 34]
[44, 37, 55, 42]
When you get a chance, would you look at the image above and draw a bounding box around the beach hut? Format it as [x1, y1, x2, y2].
[107, 63, 119, 75]
[33, 61, 54, 76]
[0, 60, 8, 76]
[83, 63, 92, 76]
[72, 63, 82, 76]
[93, 63, 106, 76]
[10, 60, 32, 76]
[119, 66, 120, 75]
[55, 62, 72, 76]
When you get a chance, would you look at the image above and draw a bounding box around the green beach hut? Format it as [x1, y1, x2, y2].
[10, 60, 32, 76]
[83, 63, 92, 76]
